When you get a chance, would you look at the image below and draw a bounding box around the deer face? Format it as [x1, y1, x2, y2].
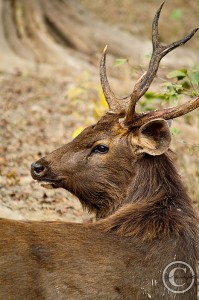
[31, 112, 171, 218]
[31, 113, 133, 217]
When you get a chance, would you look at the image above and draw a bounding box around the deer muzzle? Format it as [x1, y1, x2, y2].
[31, 160, 64, 189]
[31, 162, 47, 178]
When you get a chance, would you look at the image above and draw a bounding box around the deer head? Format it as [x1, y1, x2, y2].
[31, 3, 199, 219]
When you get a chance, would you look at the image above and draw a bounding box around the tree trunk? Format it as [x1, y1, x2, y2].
[0, 0, 197, 75]
[0, 0, 150, 73]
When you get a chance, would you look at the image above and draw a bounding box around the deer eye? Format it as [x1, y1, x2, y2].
[92, 144, 109, 154]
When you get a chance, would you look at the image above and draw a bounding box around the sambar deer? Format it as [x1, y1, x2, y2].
[1, 3, 199, 299]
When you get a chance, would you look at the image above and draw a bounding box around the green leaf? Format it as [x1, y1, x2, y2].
[191, 65, 198, 72]
[144, 91, 156, 99]
[161, 82, 173, 88]
[114, 58, 127, 67]
[167, 69, 187, 80]
[173, 84, 183, 93]
[144, 91, 165, 100]
[182, 81, 191, 89]
[172, 127, 180, 136]
[191, 91, 199, 97]
[170, 9, 183, 20]
[194, 71, 199, 84]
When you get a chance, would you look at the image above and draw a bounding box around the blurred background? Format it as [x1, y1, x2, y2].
[0, 0, 198, 224]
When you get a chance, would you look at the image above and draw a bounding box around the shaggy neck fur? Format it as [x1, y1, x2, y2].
[127, 152, 191, 205]
[99, 152, 197, 244]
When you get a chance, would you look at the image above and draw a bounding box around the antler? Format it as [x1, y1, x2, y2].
[100, 2, 199, 127]
[130, 97, 199, 128]
[123, 1, 199, 127]
[100, 46, 129, 113]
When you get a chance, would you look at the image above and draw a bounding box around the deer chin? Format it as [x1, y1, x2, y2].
[39, 181, 60, 189]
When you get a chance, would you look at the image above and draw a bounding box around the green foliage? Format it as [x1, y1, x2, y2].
[167, 69, 187, 80]
[170, 9, 183, 20]
[139, 65, 199, 131]
[171, 127, 181, 136]
[138, 91, 166, 112]
[114, 58, 128, 66]
[138, 65, 199, 116]
[164, 66, 199, 98]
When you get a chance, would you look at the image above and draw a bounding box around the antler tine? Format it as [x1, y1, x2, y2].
[130, 97, 199, 128]
[152, 1, 164, 50]
[100, 46, 121, 113]
[123, 2, 199, 126]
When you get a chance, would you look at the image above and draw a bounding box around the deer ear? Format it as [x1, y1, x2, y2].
[131, 119, 171, 155]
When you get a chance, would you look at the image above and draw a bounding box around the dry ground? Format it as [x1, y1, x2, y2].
[0, 1, 198, 294]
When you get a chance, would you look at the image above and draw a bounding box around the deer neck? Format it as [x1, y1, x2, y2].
[126, 151, 190, 208]
[100, 151, 197, 244]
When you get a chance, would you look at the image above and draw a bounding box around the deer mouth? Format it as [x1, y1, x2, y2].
[31, 162, 64, 189]
[37, 178, 64, 189]
[40, 181, 58, 189]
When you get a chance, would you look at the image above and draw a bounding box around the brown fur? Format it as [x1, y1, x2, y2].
[35, 113, 134, 219]
[0, 112, 197, 299]
[100, 153, 197, 240]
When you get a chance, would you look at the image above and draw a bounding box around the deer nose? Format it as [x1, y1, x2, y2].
[31, 162, 46, 177]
